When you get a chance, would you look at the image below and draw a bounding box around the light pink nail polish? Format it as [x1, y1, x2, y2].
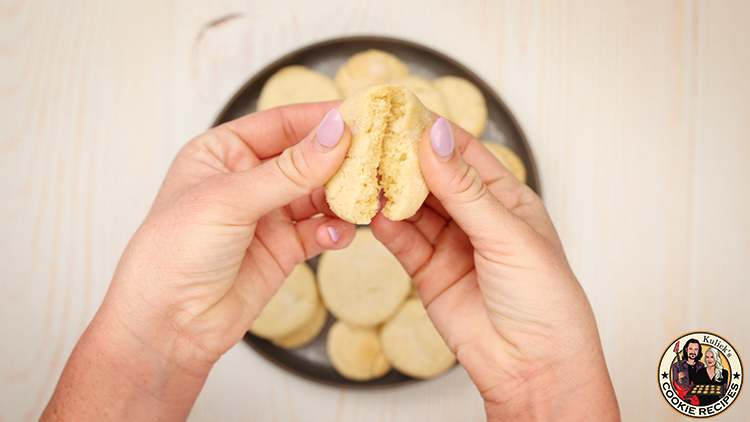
[316, 109, 344, 150]
[327, 226, 340, 243]
[430, 117, 454, 161]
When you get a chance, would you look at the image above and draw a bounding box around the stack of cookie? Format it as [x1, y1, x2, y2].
[319, 228, 456, 381]
[248, 229, 456, 382]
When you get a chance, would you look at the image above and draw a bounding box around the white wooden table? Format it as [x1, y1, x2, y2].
[2, 1, 749, 421]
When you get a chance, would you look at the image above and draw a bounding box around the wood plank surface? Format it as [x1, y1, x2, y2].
[1, 1, 748, 421]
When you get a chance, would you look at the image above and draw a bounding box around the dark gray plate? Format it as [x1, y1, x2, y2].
[212, 36, 539, 388]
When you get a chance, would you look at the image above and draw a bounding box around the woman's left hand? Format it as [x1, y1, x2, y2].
[40, 103, 354, 421]
[111, 102, 355, 362]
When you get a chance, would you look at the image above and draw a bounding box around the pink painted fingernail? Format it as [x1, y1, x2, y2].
[327, 226, 340, 243]
[430, 117, 454, 161]
[316, 109, 344, 150]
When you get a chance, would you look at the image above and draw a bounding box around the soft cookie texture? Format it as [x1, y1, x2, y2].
[379, 298, 456, 379]
[434, 75, 488, 138]
[249, 263, 319, 339]
[327, 320, 391, 381]
[334, 49, 410, 97]
[317, 228, 412, 327]
[392, 75, 448, 116]
[257, 65, 342, 111]
[325, 85, 432, 224]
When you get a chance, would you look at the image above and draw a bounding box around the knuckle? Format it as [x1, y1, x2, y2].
[449, 164, 491, 206]
[276, 147, 315, 192]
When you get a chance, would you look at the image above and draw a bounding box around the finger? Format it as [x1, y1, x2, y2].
[423, 193, 450, 220]
[370, 214, 433, 277]
[371, 214, 475, 308]
[404, 205, 448, 245]
[155, 102, 346, 212]
[232, 215, 355, 320]
[420, 118, 542, 255]
[465, 141, 566, 258]
[447, 123, 566, 257]
[222, 100, 344, 160]
[284, 187, 335, 221]
[198, 109, 352, 225]
[295, 216, 357, 258]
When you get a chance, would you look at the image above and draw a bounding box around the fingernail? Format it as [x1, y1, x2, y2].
[430, 117, 454, 161]
[327, 226, 340, 243]
[316, 109, 344, 151]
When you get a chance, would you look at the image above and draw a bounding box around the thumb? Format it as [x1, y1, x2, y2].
[207, 109, 351, 224]
[419, 117, 532, 248]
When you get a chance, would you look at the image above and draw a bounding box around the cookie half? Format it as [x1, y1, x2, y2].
[392, 75, 448, 116]
[325, 84, 432, 224]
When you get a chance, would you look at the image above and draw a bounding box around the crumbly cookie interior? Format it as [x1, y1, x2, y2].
[326, 85, 430, 224]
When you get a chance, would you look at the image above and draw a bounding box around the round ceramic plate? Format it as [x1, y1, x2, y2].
[213, 36, 539, 388]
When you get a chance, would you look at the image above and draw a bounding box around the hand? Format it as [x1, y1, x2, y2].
[41, 103, 355, 421]
[371, 118, 620, 421]
[107, 102, 356, 362]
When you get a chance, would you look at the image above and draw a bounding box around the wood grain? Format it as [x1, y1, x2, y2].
[1, 1, 749, 421]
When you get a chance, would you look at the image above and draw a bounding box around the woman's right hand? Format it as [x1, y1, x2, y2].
[371, 118, 620, 421]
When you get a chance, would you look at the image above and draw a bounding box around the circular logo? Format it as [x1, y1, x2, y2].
[658, 332, 743, 418]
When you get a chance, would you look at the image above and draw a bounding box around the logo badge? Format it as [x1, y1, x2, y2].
[658, 332, 743, 418]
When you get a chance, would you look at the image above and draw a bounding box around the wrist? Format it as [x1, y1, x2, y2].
[460, 327, 620, 421]
[41, 295, 214, 421]
[481, 357, 619, 422]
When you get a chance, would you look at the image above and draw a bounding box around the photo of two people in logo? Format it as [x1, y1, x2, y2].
[671, 338, 730, 405]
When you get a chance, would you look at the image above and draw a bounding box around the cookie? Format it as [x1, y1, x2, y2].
[380, 298, 456, 379]
[249, 263, 319, 339]
[327, 320, 391, 381]
[317, 228, 412, 327]
[325, 84, 432, 224]
[334, 49, 411, 97]
[270, 301, 328, 349]
[257, 65, 342, 111]
[481, 141, 528, 183]
[392, 75, 448, 116]
[408, 286, 419, 300]
[434, 75, 488, 138]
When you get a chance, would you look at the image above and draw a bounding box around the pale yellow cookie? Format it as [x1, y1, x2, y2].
[325, 84, 432, 224]
[270, 301, 328, 349]
[392, 75, 447, 116]
[249, 263, 319, 339]
[380, 298, 456, 379]
[257, 65, 342, 111]
[334, 49, 411, 97]
[434, 75, 488, 138]
[481, 141, 527, 183]
[327, 320, 391, 381]
[317, 228, 412, 327]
